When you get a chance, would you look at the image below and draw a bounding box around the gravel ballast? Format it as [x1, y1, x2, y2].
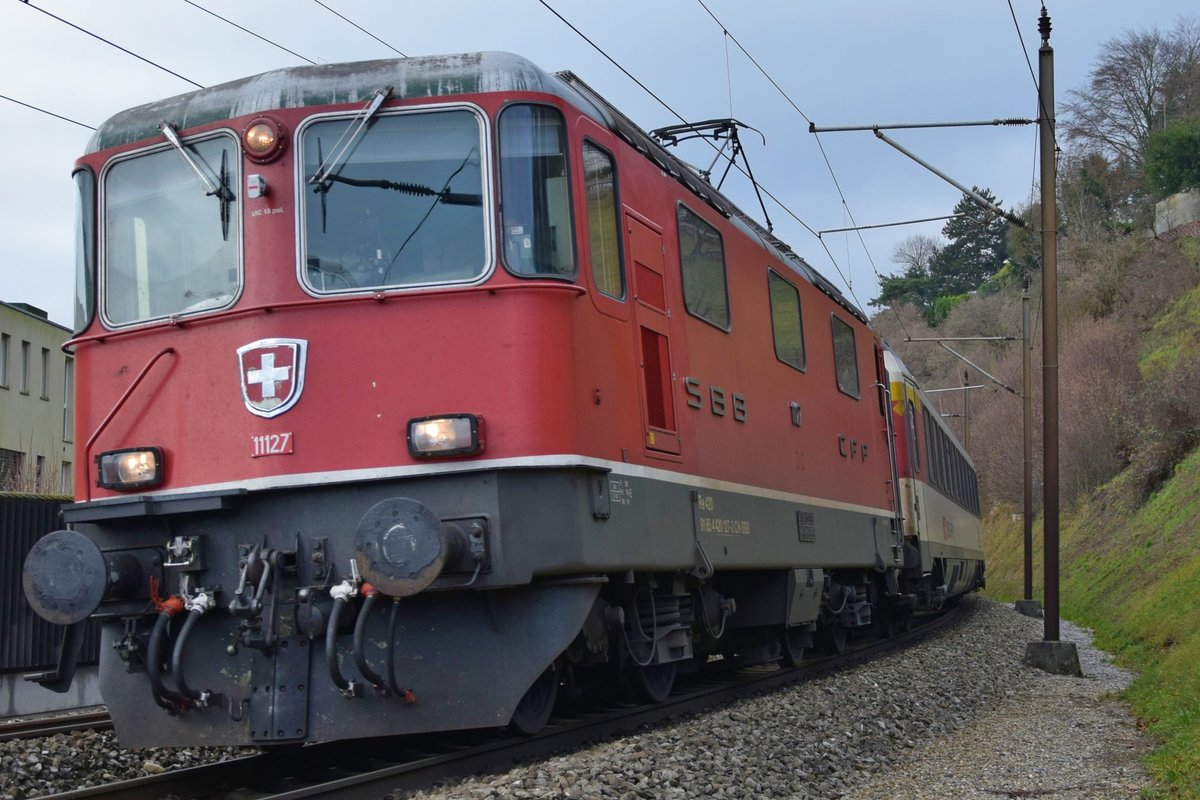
[404, 597, 1153, 799]
[0, 597, 1153, 798]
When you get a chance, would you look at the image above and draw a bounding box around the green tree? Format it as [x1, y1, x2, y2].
[1144, 119, 1200, 198]
[871, 234, 938, 312]
[928, 188, 1010, 297]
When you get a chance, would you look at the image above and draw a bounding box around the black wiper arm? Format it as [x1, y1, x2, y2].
[160, 120, 235, 240]
[309, 86, 393, 189]
[319, 173, 482, 206]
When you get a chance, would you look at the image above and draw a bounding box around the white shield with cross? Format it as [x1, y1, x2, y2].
[237, 338, 308, 418]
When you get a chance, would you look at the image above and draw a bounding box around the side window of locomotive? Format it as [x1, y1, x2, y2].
[678, 204, 730, 330]
[768, 270, 805, 370]
[303, 109, 486, 293]
[906, 399, 921, 474]
[74, 168, 96, 333]
[103, 134, 240, 325]
[499, 104, 575, 278]
[830, 314, 860, 398]
[582, 141, 624, 298]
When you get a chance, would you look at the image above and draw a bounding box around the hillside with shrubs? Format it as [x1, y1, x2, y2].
[870, 17, 1200, 797]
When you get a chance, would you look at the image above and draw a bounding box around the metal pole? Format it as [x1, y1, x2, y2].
[1039, 9, 1061, 643]
[1023, 277, 1034, 602]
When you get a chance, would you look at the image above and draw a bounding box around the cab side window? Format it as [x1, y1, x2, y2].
[768, 270, 805, 370]
[582, 142, 623, 299]
[831, 315, 859, 398]
[499, 104, 575, 277]
[678, 204, 729, 330]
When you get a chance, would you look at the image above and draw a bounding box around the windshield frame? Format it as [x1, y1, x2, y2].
[98, 128, 244, 330]
[295, 101, 495, 299]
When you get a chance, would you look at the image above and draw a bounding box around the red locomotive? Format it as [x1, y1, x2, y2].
[22, 52, 983, 746]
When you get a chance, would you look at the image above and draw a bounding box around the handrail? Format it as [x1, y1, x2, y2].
[82, 347, 176, 501]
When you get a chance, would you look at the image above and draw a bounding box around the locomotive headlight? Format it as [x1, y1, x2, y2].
[95, 447, 164, 490]
[241, 116, 287, 163]
[407, 414, 484, 458]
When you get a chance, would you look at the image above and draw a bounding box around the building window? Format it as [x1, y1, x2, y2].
[768, 270, 805, 370]
[40, 347, 50, 400]
[60, 461, 73, 496]
[0, 333, 8, 388]
[499, 104, 574, 278]
[678, 204, 729, 330]
[582, 142, 624, 299]
[19, 340, 30, 394]
[0, 448, 22, 489]
[830, 315, 860, 398]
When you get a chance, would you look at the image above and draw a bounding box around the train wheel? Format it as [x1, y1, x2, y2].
[508, 663, 558, 735]
[631, 662, 676, 704]
[781, 627, 806, 667]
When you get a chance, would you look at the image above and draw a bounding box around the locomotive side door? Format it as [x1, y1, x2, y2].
[626, 213, 681, 455]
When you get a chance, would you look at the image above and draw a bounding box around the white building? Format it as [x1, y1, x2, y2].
[0, 302, 74, 495]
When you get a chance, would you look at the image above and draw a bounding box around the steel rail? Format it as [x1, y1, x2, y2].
[0, 709, 112, 743]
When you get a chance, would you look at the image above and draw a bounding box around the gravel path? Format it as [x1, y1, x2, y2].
[402, 597, 1153, 799]
[0, 597, 1154, 799]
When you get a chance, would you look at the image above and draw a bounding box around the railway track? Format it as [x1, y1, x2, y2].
[0, 708, 112, 743]
[32, 606, 960, 800]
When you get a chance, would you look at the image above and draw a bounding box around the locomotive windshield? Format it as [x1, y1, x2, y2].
[301, 108, 487, 292]
[103, 134, 241, 326]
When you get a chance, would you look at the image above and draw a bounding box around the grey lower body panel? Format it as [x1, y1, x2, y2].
[102, 581, 599, 747]
[72, 463, 898, 746]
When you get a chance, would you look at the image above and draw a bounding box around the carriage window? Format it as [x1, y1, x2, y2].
[303, 109, 486, 293]
[583, 142, 623, 298]
[831, 315, 860, 398]
[768, 270, 805, 370]
[678, 205, 729, 329]
[104, 134, 240, 325]
[499, 104, 574, 278]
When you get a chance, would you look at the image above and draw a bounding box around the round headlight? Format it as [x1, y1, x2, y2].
[242, 116, 287, 163]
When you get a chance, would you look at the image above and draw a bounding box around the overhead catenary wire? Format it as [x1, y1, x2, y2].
[692, 0, 899, 332]
[0, 93, 95, 130]
[311, 0, 407, 57]
[535, 0, 864, 312]
[19, 0, 203, 88]
[182, 0, 316, 65]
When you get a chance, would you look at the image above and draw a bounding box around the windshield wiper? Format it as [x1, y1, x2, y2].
[309, 86, 393, 190]
[318, 173, 482, 206]
[159, 121, 235, 240]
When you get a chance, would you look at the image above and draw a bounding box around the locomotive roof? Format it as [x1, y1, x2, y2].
[87, 51, 864, 321]
[86, 52, 608, 153]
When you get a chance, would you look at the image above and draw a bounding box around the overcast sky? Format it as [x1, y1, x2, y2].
[1, 0, 1195, 328]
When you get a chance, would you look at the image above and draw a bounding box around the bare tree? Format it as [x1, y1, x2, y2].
[891, 234, 940, 274]
[1062, 19, 1200, 167]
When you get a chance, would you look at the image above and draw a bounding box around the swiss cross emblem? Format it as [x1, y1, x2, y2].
[237, 338, 307, 418]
